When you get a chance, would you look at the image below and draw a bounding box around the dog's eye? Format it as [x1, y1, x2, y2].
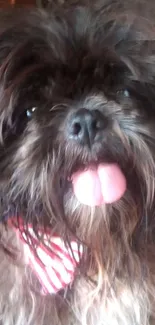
[117, 89, 130, 98]
[26, 107, 37, 118]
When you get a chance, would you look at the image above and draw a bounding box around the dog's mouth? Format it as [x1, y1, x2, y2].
[71, 163, 127, 207]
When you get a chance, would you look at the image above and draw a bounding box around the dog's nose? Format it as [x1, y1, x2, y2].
[68, 108, 104, 146]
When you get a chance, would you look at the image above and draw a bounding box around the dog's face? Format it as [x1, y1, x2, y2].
[0, 5, 155, 277]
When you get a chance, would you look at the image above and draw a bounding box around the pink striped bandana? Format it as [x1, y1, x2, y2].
[16, 225, 83, 295]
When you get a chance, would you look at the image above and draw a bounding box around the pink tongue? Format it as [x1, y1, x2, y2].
[72, 164, 126, 206]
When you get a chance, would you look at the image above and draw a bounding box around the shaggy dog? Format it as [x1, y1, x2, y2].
[0, 1, 155, 324]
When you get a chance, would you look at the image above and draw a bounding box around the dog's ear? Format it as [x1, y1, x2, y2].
[0, 74, 13, 145]
[0, 50, 19, 145]
[108, 12, 155, 84]
[0, 10, 46, 145]
[91, 4, 155, 84]
[118, 41, 155, 85]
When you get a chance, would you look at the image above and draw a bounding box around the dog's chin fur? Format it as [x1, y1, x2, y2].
[1, 1, 155, 324]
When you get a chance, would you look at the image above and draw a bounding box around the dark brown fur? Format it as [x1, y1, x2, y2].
[0, 1, 155, 324]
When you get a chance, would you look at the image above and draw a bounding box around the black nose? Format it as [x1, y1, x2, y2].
[68, 108, 105, 147]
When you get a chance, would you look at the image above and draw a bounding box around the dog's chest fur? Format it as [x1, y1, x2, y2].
[0, 225, 152, 325]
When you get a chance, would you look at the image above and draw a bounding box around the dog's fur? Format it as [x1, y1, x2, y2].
[1, 1, 155, 324]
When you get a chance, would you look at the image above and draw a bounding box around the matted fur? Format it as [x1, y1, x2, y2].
[0, 1, 155, 324]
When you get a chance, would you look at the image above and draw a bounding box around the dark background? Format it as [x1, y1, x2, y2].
[0, 0, 36, 7]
